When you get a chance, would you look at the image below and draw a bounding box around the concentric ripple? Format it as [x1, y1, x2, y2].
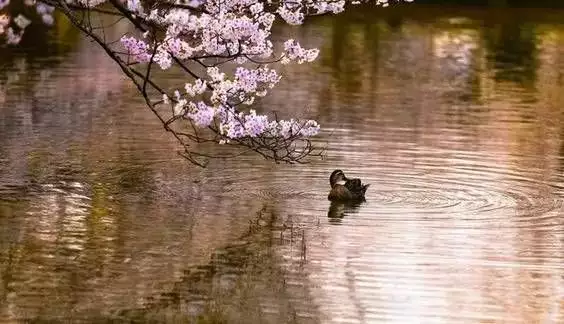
[289, 143, 564, 324]
[344, 149, 564, 222]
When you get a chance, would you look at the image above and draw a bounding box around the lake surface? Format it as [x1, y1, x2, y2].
[1, 4, 564, 323]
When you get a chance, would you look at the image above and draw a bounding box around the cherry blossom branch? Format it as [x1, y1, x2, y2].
[0, 0, 413, 166]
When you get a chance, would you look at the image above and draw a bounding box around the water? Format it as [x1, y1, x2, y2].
[2, 4, 564, 323]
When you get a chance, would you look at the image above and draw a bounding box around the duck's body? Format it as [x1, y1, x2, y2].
[328, 170, 370, 202]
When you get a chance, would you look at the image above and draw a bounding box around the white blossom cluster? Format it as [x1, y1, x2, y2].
[0, 0, 54, 44]
[1, 0, 414, 144]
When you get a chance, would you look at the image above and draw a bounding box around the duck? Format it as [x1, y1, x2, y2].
[328, 169, 370, 202]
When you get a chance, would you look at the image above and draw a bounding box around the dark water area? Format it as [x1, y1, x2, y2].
[2, 4, 564, 324]
[414, 0, 564, 8]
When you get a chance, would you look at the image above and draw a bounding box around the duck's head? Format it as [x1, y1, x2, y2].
[329, 169, 347, 187]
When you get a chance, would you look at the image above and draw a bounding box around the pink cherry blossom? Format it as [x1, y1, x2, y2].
[0, 0, 414, 164]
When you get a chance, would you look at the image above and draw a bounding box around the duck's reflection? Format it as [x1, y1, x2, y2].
[327, 201, 363, 224]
